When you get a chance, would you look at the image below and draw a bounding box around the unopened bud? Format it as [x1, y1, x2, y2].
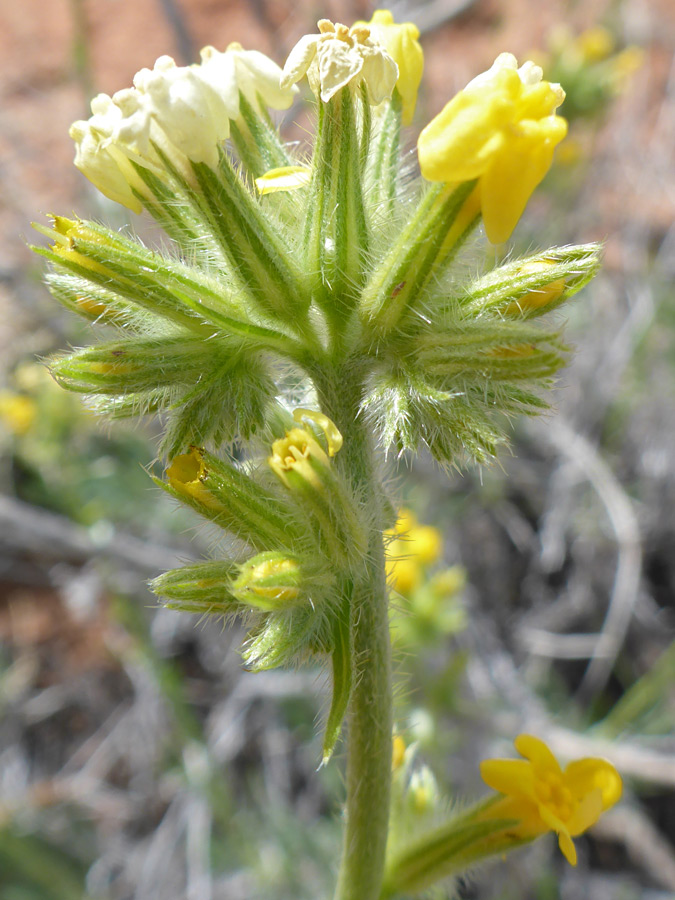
[233, 552, 304, 611]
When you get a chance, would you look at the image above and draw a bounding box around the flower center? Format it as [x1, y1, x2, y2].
[535, 771, 575, 822]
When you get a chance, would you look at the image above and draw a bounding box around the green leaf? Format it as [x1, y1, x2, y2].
[322, 593, 352, 764]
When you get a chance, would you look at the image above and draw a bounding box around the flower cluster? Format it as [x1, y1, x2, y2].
[70, 43, 297, 210]
[385, 508, 443, 596]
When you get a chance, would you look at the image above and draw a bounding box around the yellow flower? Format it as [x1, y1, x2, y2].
[361, 10, 424, 124]
[0, 392, 37, 436]
[417, 53, 568, 244]
[166, 448, 225, 512]
[480, 734, 622, 865]
[576, 26, 615, 64]
[233, 552, 302, 610]
[385, 508, 443, 595]
[280, 18, 398, 104]
[268, 427, 332, 491]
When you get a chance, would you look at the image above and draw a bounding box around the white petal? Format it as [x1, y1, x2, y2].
[281, 34, 319, 89]
[231, 46, 298, 110]
[317, 40, 364, 102]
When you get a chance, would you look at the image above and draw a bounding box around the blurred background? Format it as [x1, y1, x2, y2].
[1, 0, 674, 898]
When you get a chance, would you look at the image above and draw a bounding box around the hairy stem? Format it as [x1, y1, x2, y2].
[314, 368, 393, 900]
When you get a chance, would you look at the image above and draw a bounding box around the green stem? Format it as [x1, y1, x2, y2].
[313, 368, 393, 900]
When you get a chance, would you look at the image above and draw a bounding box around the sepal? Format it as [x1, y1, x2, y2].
[159, 447, 304, 551]
[321, 593, 352, 763]
[461, 243, 602, 318]
[150, 560, 240, 615]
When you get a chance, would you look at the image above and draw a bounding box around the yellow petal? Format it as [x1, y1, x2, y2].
[558, 831, 577, 866]
[479, 117, 567, 243]
[480, 758, 536, 797]
[566, 787, 604, 836]
[564, 758, 623, 811]
[366, 10, 424, 124]
[292, 408, 343, 456]
[514, 734, 562, 774]
[407, 525, 443, 564]
[417, 78, 515, 182]
[255, 166, 312, 195]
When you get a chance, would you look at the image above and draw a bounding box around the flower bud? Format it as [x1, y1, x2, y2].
[232, 552, 305, 611]
[362, 10, 424, 124]
[504, 260, 566, 314]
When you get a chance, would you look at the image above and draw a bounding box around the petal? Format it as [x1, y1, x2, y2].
[360, 47, 399, 105]
[417, 78, 515, 183]
[564, 758, 623, 811]
[479, 118, 566, 243]
[465, 53, 518, 90]
[514, 735, 562, 774]
[558, 831, 578, 866]
[231, 46, 298, 110]
[480, 758, 536, 798]
[255, 166, 311, 195]
[317, 40, 364, 102]
[536, 800, 567, 834]
[566, 787, 604, 836]
[281, 34, 319, 89]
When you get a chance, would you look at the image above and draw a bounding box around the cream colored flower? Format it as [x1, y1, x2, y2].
[132, 55, 234, 167]
[280, 18, 398, 104]
[70, 45, 297, 208]
[200, 43, 297, 114]
[70, 94, 145, 212]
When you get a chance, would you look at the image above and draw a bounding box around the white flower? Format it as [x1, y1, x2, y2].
[200, 43, 297, 114]
[70, 44, 298, 209]
[70, 94, 144, 212]
[133, 55, 234, 167]
[280, 19, 398, 104]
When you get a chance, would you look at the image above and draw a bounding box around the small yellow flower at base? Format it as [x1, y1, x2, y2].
[269, 427, 331, 491]
[255, 166, 312, 195]
[480, 734, 622, 865]
[166, 448, 224, 512]
[358, 9, 424, 124]
[418, 53, 567, 244]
